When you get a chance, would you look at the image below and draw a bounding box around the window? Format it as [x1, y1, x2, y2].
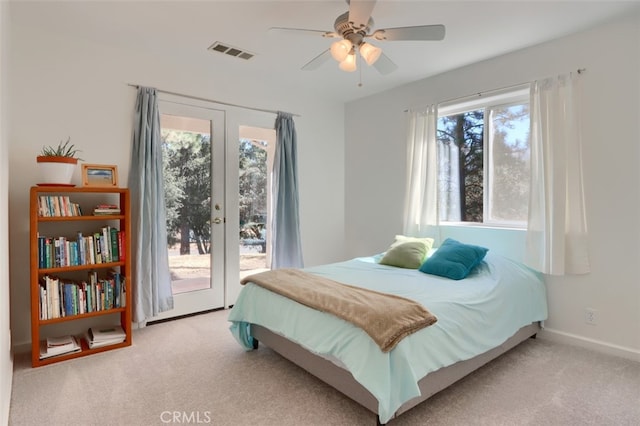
[437, 86, 530, 227]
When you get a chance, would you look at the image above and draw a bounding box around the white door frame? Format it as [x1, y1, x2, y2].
[152, 96, 226, 320]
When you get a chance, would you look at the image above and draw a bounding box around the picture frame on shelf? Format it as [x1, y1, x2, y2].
[82, 164, 118, 188]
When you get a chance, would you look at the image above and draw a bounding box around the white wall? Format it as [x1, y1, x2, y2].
[345, 12, 640, 359]
[7, 18, 346, 349]
[0, 1, 13, 423]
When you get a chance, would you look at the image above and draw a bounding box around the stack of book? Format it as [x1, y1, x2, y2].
[93, 204, 121, 216]
[39, 335, 81, 359]
[84, 325, 126, 349]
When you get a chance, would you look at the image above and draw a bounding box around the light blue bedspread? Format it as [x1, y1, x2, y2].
[228, 252, 547, 423]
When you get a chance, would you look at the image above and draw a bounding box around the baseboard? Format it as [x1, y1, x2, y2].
[12, 341, 30, 355]
[540, 328, 640, 362]
[2, 332, 14, 426]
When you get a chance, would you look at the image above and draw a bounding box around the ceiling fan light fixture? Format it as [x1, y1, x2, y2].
[339, 53, 357, 72]
[330, 39, 353, 62]
[359, 42, 382, 66]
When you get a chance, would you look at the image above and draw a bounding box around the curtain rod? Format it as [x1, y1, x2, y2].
[127, 83, 301, 117]
[404, 68, 586, 112]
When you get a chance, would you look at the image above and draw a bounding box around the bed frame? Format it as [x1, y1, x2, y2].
[250, 321, 541, 424]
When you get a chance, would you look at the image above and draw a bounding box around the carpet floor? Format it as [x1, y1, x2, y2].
[9, 309, 640, 425]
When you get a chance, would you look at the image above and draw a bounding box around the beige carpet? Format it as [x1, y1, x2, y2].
[9, 309, 640, 425]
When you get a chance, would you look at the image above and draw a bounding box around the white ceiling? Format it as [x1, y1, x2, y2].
[10, 0, 640, 103]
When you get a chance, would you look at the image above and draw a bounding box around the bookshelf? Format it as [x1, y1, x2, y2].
[29, 186, 132, 367]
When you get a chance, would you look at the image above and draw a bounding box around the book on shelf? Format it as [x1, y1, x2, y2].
[93, 204, 121, 215]
[90, 325, 126, 341]
[93, 210, 121, 215]
[37, 195, 82, 217]
[39, 273, 127, 319]
[46, 334, 74, 348]
[37, 227, 124, 268]
[84, 325, 126, 349]
[39, 335, 81, 359]
[109, 227, 119, 261]
[101, 227, 111, 262]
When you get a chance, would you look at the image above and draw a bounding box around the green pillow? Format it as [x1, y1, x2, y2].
[389, 235, 434, 250]
[379, 241, 429, 269]
[419, 238, 488, 280]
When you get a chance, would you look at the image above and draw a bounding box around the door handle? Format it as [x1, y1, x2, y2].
[213, 217, 223, 224]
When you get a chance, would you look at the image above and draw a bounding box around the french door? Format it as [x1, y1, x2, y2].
[149, 97, 276, 320]
[152, 99, 226, 320]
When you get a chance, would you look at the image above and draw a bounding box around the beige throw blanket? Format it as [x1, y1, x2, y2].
[240, 269, 437, 353]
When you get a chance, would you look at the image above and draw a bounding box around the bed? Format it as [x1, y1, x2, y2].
[228, 240, 547, 424]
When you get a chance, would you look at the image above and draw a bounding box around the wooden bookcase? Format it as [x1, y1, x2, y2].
[29, 186, 132, 367]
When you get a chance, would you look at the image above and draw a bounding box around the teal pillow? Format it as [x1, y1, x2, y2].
[419, 238, 488, 280]
[379, 241, 429, 269]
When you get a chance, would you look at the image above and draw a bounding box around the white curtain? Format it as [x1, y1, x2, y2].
[402, 106, 440, 241]
[525, 73, 590, 275]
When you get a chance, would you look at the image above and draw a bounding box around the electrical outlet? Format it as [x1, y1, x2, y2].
[585, 308, 597, 325]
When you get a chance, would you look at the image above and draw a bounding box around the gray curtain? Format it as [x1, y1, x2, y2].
[129, 87, 174, 326]
[271, 112, 303, 269]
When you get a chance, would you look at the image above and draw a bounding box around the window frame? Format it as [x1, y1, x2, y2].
[437, 85, 530, 228]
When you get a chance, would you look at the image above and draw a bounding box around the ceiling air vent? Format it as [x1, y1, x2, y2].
[208, 42, 255, 61]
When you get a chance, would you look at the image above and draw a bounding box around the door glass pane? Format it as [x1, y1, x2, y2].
[239, 138, 268, 278]
[161, 114, 212, 294]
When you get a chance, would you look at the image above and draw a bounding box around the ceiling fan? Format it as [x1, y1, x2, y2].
[271, 0, 445, 75]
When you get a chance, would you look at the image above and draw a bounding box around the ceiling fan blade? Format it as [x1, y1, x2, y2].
[371, 24, 446, 41]
[301, 49, 332, 71]
[348, 0, 377, 29]
[372, 52, 398, 75]
[269, 27, 339, 38]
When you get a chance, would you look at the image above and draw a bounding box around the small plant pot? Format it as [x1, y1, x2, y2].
[36, 156, 78, 186]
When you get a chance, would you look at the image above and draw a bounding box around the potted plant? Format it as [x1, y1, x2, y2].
[36, 137, 83, 186]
